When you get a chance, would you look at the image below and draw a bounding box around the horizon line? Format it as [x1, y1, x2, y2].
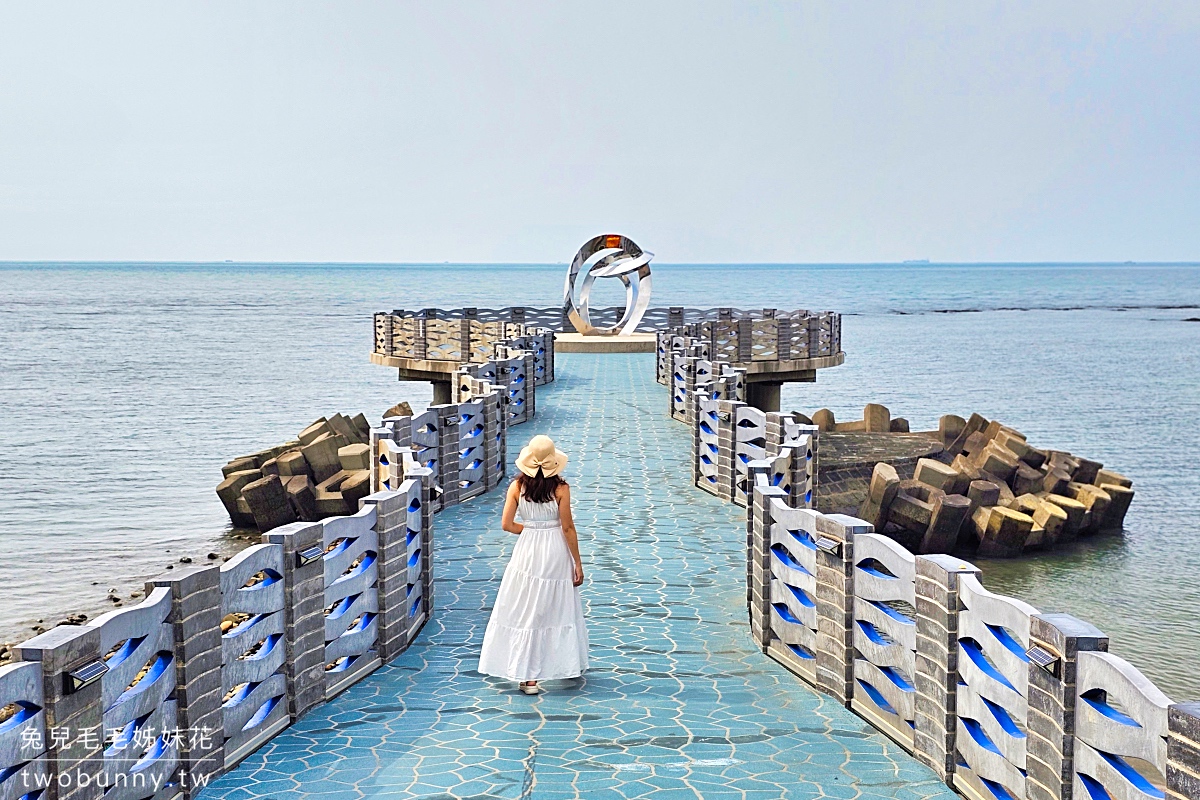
[2, 259, 1199, 267]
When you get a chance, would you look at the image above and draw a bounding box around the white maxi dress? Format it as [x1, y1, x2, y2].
[477, 494, 589, 681]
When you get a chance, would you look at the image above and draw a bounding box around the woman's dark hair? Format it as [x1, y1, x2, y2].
[516, 469, 566, 504]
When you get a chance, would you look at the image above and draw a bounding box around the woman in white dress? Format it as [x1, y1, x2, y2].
[477, 435, 589, 694]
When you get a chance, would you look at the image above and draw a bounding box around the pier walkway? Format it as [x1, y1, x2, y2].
[202, 354, 955, 800]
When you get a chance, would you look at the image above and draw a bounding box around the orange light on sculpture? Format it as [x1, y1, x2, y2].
[604, 235, 622, 249]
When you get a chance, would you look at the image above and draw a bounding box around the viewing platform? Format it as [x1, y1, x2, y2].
[371, 306, 845, 410]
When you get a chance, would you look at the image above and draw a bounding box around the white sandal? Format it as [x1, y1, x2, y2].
[519, 681, 540, 695]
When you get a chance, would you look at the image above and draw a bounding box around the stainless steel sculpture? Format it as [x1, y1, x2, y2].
[563, 234, 653, 335]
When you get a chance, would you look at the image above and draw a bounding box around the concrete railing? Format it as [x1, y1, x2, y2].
[372, 309, 556, 376]
[658, 309, 842, 368]
[660, 334, 1200, 800]
[0, 339, 558, 799]
[0, 474, 436, 800]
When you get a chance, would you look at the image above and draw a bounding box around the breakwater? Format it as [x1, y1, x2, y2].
[792, 403, 1135, 557]
[0, 336, 551, 798]
[660, 327, 1200, 800]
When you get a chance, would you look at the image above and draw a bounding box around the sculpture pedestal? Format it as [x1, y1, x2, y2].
[554, 333, 657, 354]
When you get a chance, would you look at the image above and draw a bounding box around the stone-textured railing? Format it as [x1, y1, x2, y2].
[0, 339, 557, 798]
[372, 309, 555, 376]
[659, 333, 1200, 800]
[0, 475, 437, 799]
[658, 310, 842, 368]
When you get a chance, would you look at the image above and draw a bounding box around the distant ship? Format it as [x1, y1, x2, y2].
[902, 259, 930, 264]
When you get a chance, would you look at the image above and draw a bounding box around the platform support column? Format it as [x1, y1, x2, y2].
[746, 381, 781, 412]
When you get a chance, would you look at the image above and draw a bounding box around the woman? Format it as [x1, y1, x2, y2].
[477, 434, 589, 694]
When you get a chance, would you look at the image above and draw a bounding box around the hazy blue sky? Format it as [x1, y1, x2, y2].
[1, 2, 1197, 263]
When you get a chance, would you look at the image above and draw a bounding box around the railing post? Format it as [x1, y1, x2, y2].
[913, 554, 980, 783]
[749, 485, 787, 653]
[1169, 703, 1200, 800]
[15, 627, 104, 800]
[814, 514, 869, 705]
[409, 466, 436, 624]
[147, 565, 224, 795]
[807, 314, 821, 359]
[1026, 614, 1108, 800]
[433, 404, 460, 509]
[264, 521, 327, 722]
[523, 351, 537, 418]
[362, 488, 415, 661]
[716, 399, 745, 503]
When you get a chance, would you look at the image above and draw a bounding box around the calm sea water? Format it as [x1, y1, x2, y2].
[1, 262, 1198, 698]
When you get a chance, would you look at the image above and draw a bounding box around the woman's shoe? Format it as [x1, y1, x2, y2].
[519, 681, 540, 695]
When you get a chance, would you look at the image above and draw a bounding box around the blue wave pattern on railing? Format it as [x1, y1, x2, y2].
[0, 661, 47, 799]
[851, 533, 917, 749]
[321, 506, 381, 698]
[766, 500, 821, 682]
[954, 574, 1039, 800]
[88, 587, 179, 799]
[457, 401, 485, 501]
[1073, 652, 1171, 800]
[218, 543, 290, 769]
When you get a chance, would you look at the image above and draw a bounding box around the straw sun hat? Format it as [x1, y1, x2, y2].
[515, 435, 568, 478]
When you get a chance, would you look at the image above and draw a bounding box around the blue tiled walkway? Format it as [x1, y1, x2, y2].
[203, 354, 955, 799]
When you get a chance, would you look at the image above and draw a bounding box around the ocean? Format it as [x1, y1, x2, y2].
[1, 262, 1197, 698]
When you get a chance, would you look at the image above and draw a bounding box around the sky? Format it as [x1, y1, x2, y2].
[0, 2, 1197, 264]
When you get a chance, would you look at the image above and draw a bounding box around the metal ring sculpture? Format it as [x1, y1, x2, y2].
[563, 234, 654, 336]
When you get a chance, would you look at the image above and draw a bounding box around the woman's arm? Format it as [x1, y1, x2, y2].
[557, 484, 584, 586]
[501, 481, 524, 535]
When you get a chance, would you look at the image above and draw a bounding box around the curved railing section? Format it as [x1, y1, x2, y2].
[657, 344, 1200, 800]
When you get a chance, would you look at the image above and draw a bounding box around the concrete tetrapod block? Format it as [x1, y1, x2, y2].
[217, 469, 261, 527]
[1068, 482, 1112, 534]
[314, 472, 353, 517]
[812, 408, 836, 432]
[328, 413, 362, 444]
[340, 470, 372, 511]
[859, 462, 900, 531]
[1072, 457, 1103, 485]
[1096, 468, 1132, 489]
[298, 418, 332, 446]
[922, 493, 971, 554]
[1099, 483, 1134, 530]
[863, 403, 891, 433]
[242, 475, 298, 532]
[966, 479, 1002, 513]
[889, 417, 910, 433]
[977, 506, 1035, 557]
[222, 455, 261, 477]
[302, 432, 350, 484]
[914, 458, 960, 493]
[939, 414, 966, 449]
[338, 443, 371, 472]
[351, 412, 371, 439]
[890, 480, 943, 534]
[277, 449, 309, 477]
[284, 475, 318, 521]
[1043, 468, 1071, 496]
[971, 441, 1020, 483]
[1012, 494, 1067, 548]
[1041, 492, 1086, 541]
[948, 413, 989, 456]
[961, 431, 991, 459]
[1011, 462, 1044, 496]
